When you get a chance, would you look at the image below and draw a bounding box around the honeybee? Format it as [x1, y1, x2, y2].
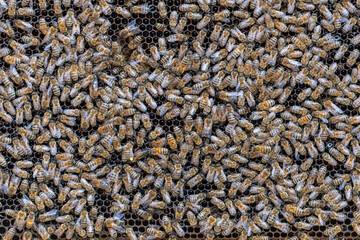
[157, 1, 167, 18]
[115, 6, 131, 18]
[346, 49, 360, 67]
[130, 3, 150, 14]
[168, 10, 179, 29]
[4, 228, 15, 240]
[324, 225, 341, 237]
[119, 20, 140, 40]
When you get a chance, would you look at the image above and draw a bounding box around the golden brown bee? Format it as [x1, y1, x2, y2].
[154, 23, 167, 32]
[324, 225, 342, 237]
[197, 14, 211, 30]
[155, 1, 167, 17]
[116, 6, 131, 18]
[4, 227, 16, 240]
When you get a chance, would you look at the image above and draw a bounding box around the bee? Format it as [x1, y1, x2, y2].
[148, 126, 164, 140]
[4, 228, 15, 240]
[13, 209, 27, 231]
[22, 230, 33, 240]
[18, 7, 35, 16]
[0, 47, 11, 59]
[197, 14, 211, 30]
[158, 1, 167, 18]
[53, 223, 68, 238]
[15, 19, 34, 32]
[169, 11, 179, 29]
[151, 22, 166, 33]
[37, 0, 48, 10]
[4, 55, 21, 65]
[346, 49, 360, 67]
[115, 6, 131, 18]
[345, 154, 356, 170]
[324, 225, 341, 237]
[146, 227, 165, 239]
[131, 3, 150, 14]
[119, 20, 140, 40]
[90, 214, 105, 234]
[123, 227, 139, 240]
[3, 22, 17, 36]
[0, 21, 14, 38]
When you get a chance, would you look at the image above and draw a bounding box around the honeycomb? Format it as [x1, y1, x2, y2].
[1, 0, 360, 239]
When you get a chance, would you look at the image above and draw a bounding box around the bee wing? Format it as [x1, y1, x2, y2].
[329, 234, 337, 240]
[333, 106, 344, 115]
[326, 127, 334, 137]
[22, 194, 32, 205]
[210, 52, 221, 62]
[146, 235, 157, 240]
[0, 0, 7, 9]
[64, 68, 71, 82]
[44, 42, 53, 52]
[339, 182, 346, 190]
[0, 25, 6, 33]
[246, 225, 252, 236]
[319, 117, 328, 123]
[199, 222, 209, 234]
[41, 31, 53, 45]
[318, 215, 324, 226]
[5, 20, 11, 28]
[2, 176, 9, 194]
[125, 19, 137, 31]
[180, 187, 184, 198]
[22, 21, 34, 29]
[55, 126, 62, 138]
[288, 58, 302, 67]
[93, 52, 104, 57]
[294, 149, 299, 160]
[106, 135, 113, 147]
[9, 65, 19, 76]
[23, 77, 33, 88]
[76, 215, 82, 225]
[220, 18, 231, 23]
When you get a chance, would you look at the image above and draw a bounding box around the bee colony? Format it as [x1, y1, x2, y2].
[2, 0, 360, 239]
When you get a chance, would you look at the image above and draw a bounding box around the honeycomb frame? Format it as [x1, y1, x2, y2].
[0, 0, 360, 239]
